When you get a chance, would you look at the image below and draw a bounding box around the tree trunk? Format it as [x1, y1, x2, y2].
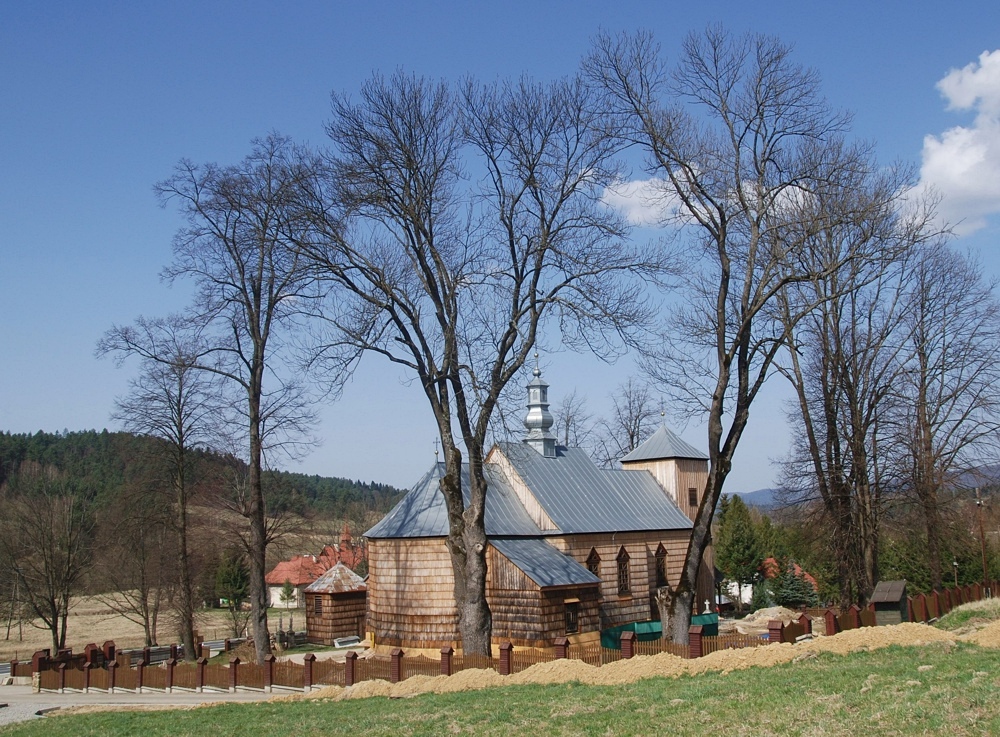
[176, 474, 196, 660]
[441, 444, 492, 656]
[248, 390, 271, 663]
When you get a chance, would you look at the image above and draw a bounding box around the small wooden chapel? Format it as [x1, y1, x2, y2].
[363, 367, 714, 650]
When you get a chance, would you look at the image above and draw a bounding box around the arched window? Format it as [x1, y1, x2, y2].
[655, 544, 668, 589]
[586, 548, 601, 577]
[616, 547, 631, 595]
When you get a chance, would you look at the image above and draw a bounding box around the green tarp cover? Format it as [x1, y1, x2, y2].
[601, 614, 719, 648]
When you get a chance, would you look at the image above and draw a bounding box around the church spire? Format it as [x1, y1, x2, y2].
[523, 354, 556, 457]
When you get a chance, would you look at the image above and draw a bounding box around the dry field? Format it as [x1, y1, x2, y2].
[1, 597, 242, 662]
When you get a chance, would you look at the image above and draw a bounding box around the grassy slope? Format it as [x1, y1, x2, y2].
[4, 643, 1000, 737]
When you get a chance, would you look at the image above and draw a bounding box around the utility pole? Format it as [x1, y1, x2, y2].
[976, 487, 989, 585]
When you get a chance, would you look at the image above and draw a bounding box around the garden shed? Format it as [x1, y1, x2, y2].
[304, 563, 368, 645]
[870, 580, 908, 625]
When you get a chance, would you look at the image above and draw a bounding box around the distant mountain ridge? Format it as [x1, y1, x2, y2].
[731, 487, 779, 509]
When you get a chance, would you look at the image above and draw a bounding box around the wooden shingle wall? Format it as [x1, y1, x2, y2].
[305, 592, 367, 645]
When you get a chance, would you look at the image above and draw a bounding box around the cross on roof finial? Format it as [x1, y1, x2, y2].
[433, 438, 439, 460]
[533, 351, 541, 377]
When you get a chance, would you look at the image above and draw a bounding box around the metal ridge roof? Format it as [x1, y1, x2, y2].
[619, 425, 708, 462]
[364, 461, 541, 539]
[498, 442, 693, 533]
[366, 440, 693, 540]
[490, 538, 600, 589]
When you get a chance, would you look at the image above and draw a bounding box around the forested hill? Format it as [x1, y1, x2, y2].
[0, 429, 405, 520]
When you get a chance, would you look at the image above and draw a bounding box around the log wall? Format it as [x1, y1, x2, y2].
[487, 546, 600, 647]
[305, 592, 366, 645]
[552, 531, 690, 627]
[367, 537, 459, 649]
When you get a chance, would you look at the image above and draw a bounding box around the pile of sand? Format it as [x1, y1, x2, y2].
[959, 619, 1000, 648]
[293, 620, 969, 702]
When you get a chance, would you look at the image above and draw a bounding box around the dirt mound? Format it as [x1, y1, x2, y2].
[959, 619, 1000, 648]
[294, 621, 962, 702]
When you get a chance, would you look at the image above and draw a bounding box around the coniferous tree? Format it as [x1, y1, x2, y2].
[715, 495, 764, 610]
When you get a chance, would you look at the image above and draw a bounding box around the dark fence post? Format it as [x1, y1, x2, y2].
[390, 648, 404, 683]
[102, 641, 116, 663]
[57, 662, 67, 694]
[688, 625, 703, 659]
[9, 660, 18, 679]
[798, 613, 812, 635]
[82, 662, 91, 693]
[345, 651, 357, 687]
[847, 605, 862, 629]
[768, 621, 784, 644]
[84, 643, 99, 665]
[620, 631, 636, 659]
[229, 657, 240, 692]
[31, 649, 49, 674]
[142, 646, 151, 666]
[263, 655, 275, 693]
[196, 657, 207, 693]
[166, 658, 175, 693]
[553, 637, 569, 659]
[170, 644, 178, 662]
[136, 662, 145, 693]
[499, 642, 513, 676]
[824, 609, 839, 635]
[303, 653, 315, 692]
[440, 647, 453, 677]
[224, 638, 231, 653]
[107, 661, 118, 694]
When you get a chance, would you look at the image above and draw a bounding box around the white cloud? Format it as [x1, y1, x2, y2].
[601, 177, 679, 226]
[919, 50, 1000, 235]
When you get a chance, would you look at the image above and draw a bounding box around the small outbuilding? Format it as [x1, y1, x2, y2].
[304, 563, 368, 645]
[869, 580, 908, 625]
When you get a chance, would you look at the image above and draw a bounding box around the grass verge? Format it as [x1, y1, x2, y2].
[3, 642, 999, 736]
[936, 598, 1000, 631]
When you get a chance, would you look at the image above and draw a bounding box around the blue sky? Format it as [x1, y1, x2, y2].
[2, 1, 999, 492]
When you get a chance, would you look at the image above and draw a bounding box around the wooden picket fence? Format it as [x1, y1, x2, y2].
[32, 586, 995, 696]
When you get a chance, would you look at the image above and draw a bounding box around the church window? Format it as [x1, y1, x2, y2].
[616, 547, 631, 595]
[565, 602, 579, 634]
[688, 488, 698, 507]
[655, 544, 668, 588]
[313, 596, 323, 616]
[586, 548, 601, 577]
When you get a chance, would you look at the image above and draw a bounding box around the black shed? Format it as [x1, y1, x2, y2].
[869, 580, 908, 625]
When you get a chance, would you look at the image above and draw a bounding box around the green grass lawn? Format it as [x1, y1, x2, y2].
[935, 598, 1000, 632]
[4, 642, 1000, 737]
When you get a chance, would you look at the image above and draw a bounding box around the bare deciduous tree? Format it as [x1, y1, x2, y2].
[0, 473, 91, 653]
[299, 72, 657, 654]
[98, 316, 225, 658]
[895, 245, 1000, 590]
[109, 135, 321, 662]
[92, 471, 172, 647]
[592, 378, 659, 467]
[774, 170, 936, 607]
[586, 28, 898, 642]
[553, 388, 594, 450]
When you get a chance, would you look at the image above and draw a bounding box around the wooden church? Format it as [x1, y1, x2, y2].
[363, 367, 714, 650]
